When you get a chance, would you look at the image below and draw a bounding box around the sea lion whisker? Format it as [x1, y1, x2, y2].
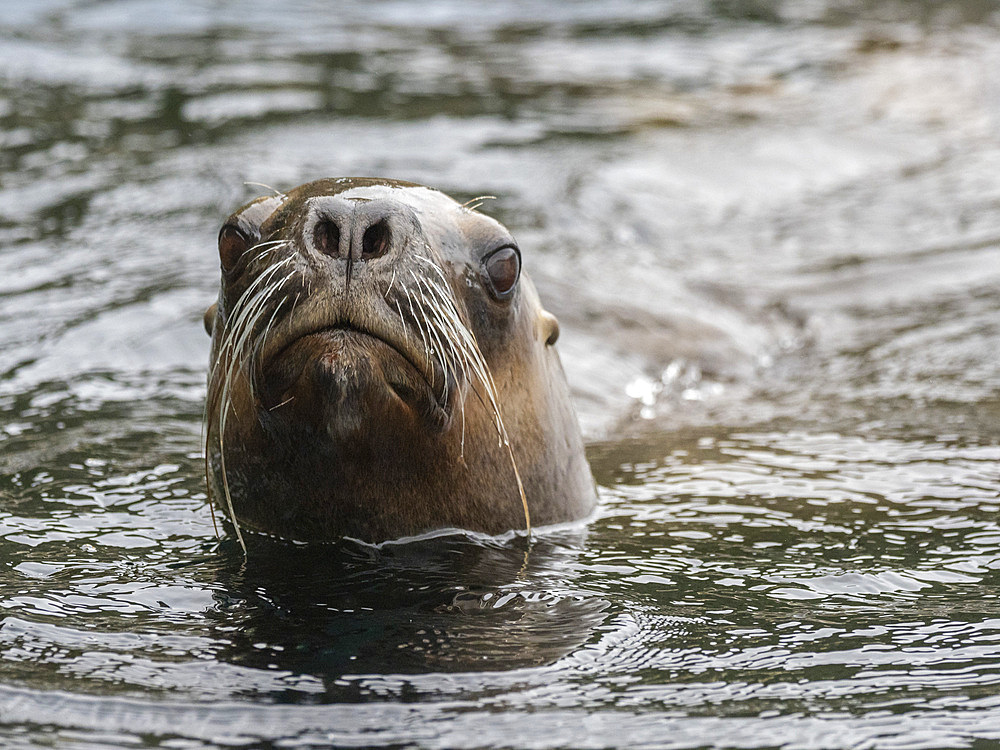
[435, 324, 531, 534]
[199, 405, 222, 539]
[208, 257, 296, 552]
[395, 290, 451, 409]
[404, 282, 432, 371]
[226, 256, 295, 327]
[212, 259, 294, 393]
[459, 394, 466, 459]
[407, 272, 470, 456]
[414, 250, 453, 289]
[418, 274, 497, 408]
[413, 252, 436, 268]
[228, 268, 297, 409]
[215, 420, 244, 552]
[249, 271, 298, 398]
[419, 274, 474, 399]
[268, 395, 295, 411]
[445, 343, 532, 535]
[220, 255, 294, 335]
[460, 195, 496, 210]
[417, 281, 471, 456]
[217, 294, 269, 400]
[419, 284, 482, 388]
[422, 283, 530, 538]
[243, 181, 285, 197]
[417, 274, 467, 406]
[244, 240, 290, 268]
[214, 286, 281, 553]
[424, 304, 455, 406]
[393, 293, 450, 410]
[384, 265, 397, 300]
[393, 298, 407, 335]
[213, 339, 259, 554]
[417, 273, 523, 541]
[214, 302, 273, 554]
[413, 278, 453, 404]
[207, 265, 287, 415]
[251, 269, 298, 349]
[234, 284, 285, 387]
[248, 239, 288, 253]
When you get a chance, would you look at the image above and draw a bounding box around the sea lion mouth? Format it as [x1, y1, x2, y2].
[260, 318, 454, 428]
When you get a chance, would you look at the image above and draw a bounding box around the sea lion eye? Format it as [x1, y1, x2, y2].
[218, 224, 250, 274]
[483, 246, 520, 299]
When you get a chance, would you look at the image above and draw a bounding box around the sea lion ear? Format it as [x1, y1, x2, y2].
[203, 302, 218, 336]
[539, 309, 560, 346]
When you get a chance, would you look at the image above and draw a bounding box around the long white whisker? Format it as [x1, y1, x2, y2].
[214, 256, 294, 358]
[384, 264, 397, 300]
[211, 258, 294, 400]
[249, 270, 297, 395]
[244, 239, 289, 268]
[243, 181, 284, 196]
[404, 285, 431, 370]
[413, 263, 531, 533]
[208, 255, 295, 553]
[412, 274, 452, 404]
[416, 277, 470, 458]
[415, 250, 452, 288]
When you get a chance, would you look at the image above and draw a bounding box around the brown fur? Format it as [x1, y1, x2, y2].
[205, 178, 595, 543]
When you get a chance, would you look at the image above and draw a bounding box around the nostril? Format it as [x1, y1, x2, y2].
[313, 219, 340, 257]
[362, 219, 391, 259]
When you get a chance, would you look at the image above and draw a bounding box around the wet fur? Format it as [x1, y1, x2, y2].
[205, 178, 594, 545]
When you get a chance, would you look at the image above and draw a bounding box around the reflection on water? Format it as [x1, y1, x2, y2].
[2, 1, 1000, 748]
[215, 534, 608, 680]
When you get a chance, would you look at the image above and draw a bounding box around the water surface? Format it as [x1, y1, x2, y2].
[2, 1, 1000, 748]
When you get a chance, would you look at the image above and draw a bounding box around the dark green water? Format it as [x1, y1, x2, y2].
[2, 1, 1000, 748]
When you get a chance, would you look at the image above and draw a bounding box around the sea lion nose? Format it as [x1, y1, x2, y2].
[311, 207, 348, 260]
[354, 216, 391, 261]
[309, 199, 403, 264]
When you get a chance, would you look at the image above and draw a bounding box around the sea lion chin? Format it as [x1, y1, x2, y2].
[204, 177, 596, 544]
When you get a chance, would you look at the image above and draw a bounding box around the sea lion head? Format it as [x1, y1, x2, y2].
[204, 178, 594, 544]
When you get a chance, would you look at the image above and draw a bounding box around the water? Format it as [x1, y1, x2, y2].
[2, 1, 1000, 747]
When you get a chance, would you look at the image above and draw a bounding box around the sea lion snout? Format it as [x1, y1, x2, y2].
[305, 196, 420, 271]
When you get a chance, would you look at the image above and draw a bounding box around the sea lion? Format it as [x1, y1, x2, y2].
[203, 177, 595, 545]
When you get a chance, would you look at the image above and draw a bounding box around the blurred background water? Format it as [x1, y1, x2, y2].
[2, 1, 1000, 748]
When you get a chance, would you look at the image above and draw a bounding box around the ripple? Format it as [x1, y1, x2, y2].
[3, 1, 1000, 748]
